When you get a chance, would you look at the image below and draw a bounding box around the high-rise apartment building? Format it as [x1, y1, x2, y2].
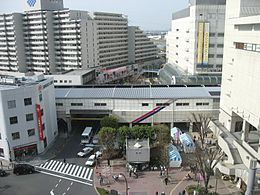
[0, 0, 158, 73]
[210, 0, 260, 194]
[166, 0, 226, 75]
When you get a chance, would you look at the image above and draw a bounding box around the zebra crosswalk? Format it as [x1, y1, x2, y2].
[37, 160, 93, 182]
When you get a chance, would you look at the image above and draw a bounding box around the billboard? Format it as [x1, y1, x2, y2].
[203, 22, 209, 65]
[197, 22, 204, 64]
[36, 104, 44, 141]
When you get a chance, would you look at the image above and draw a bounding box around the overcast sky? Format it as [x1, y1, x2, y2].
[0, 0, 189, 30]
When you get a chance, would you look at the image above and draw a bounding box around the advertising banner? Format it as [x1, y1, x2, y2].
[36, 104, 44, 141]
[197, 22, 204, 64]
[203, 22, 210, 65]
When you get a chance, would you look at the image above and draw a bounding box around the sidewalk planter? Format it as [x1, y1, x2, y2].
[96, 187, 109, 195]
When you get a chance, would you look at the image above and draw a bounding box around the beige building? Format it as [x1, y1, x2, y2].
[210, 0, 260, 194]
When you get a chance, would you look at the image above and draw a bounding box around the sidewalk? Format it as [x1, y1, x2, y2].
[0, 134, 69, 170]
[94, 159, 243, 195]
[94, 159, 190, 195]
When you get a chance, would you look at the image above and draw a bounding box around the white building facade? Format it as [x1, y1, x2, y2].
[0, 75, 57, 162]
[55, 86, 220, 133]
[166, 0, 226, 75]
[210, 0, 260, 194]
[0, 0, 158, 74]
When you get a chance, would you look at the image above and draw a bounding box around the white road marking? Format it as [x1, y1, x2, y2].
[55, 183, 58, 188]
[38, 170, 93, 186]
[70, 182, 73, 186]
[59, 179, 62, 183]
[50, 190, 54, 195]
[87, 169, 93, 181]
[67, 187, 70, 191]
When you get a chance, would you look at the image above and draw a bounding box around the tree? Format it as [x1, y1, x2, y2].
[117, 126, 131, 149]
[100, 115, 119, 129]
[189, 113, 224, 194]
[191, 113, 212, 148]
[98, 127, 117, 160]
[131, 125, 155, 140]
[153, 124, 171, 177]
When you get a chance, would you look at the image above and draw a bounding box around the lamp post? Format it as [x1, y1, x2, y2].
[119, 173, 129, 195]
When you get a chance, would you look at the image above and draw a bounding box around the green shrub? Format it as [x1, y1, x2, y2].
[96, 187, 109, 195]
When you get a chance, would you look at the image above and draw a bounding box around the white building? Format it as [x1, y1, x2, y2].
[209, 0, 260, 194]
[166, 0, 226, 75]
[55, 85, 221, 133]
[0, 0, 158, 73]
[0, 75, 57, 162]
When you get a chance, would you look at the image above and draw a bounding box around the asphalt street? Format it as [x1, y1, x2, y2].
[0, 121, 100, 195]
[0, 172, 96, 195]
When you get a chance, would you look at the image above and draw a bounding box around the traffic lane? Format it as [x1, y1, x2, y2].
[0, 172, 96, 195]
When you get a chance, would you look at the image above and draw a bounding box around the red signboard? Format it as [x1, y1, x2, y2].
[36, 104, 44, 141]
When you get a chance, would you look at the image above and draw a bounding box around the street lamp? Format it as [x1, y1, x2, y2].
[119, 173, 129, 195]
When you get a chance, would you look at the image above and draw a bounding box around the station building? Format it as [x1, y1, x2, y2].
[55, 85, 221, 133]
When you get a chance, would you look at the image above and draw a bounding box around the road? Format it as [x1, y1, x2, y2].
[0, 121, 100, 195]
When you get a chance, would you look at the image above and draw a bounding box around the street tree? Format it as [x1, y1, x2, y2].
[153, 124, 171, 177]
[189, 113, 224, 194]
[100, 115, 119, 129]
[98, 127, 117, 160]
[190, 113, 212, 148]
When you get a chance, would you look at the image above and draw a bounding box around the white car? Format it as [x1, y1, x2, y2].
[95, 151, 102, 158]
[85, 155, 96, 166]
[77, 147, 93, 157]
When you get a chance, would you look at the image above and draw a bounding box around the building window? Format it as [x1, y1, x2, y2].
[0, 132, 1, 140]
[40, 109, 44, 116]
[216, 54, 223, 58]
[60, 80, 63, 83]
[27, 129, 35, 137]
[54, 80, 57, 83]
[196, 102, 209, 106]
[176, 53, 178, 56]
[7, 100, 16, 109]
[12, 132, 20, 140]
[24, 98, 32, 106]
[142, 103, 149, 106]
[69, 80, 72, 83]
[71, 103, 83, 106]
[209, 44, 215, 48]
[217, 33, 224, 37]
[26, 113, 34, 121]
[176, 37, 179, 39]
[56, 103, 63, 106]
[156, 103, 170, 106]
[176, 103, 189, 106]
[208, 54, 215, 58]
[176, 45, 178, 48]
[209, 33, 215, 37]
[217, 44, 224, 48]
[39, 94, 43, 102]
[94, 103, 107, 106]
[0, 148, 4, 157]
[176, 29, 179, 31]
[42, 123, 45, 131]
[9, 116, 18, 124]
[64, 80, 67, 83]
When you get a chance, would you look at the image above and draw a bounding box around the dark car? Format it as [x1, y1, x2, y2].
[0, 169, 7, 177]
[13, 164, 35, 175]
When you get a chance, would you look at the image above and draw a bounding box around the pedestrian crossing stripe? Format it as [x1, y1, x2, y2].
[37, 160, 93, 182]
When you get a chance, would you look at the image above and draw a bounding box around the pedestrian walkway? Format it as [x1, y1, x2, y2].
[36, 160, 93, 182]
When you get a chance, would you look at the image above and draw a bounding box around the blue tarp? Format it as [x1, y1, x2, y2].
[168, 144, 182, 167]
[179, 133, 195, 153]
[171, 127, 182, 140]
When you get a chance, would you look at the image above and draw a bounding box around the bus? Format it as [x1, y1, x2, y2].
[81, 127, 93, 144]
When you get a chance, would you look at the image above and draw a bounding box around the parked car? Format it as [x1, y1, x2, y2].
[0, 169, 7, 177]
[85, 155, 96, 166]
[95, 150, 102, 158]
[77, 147, 93, 157]
[92, 135, 99, 144]
[13, 164, 35, 175]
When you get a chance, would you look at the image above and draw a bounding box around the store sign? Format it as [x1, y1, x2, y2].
[36, 104, 44, 141]
[197, 22, 204, 64]
[203, 22, 209, 65]
[27, 0, 36, 7]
